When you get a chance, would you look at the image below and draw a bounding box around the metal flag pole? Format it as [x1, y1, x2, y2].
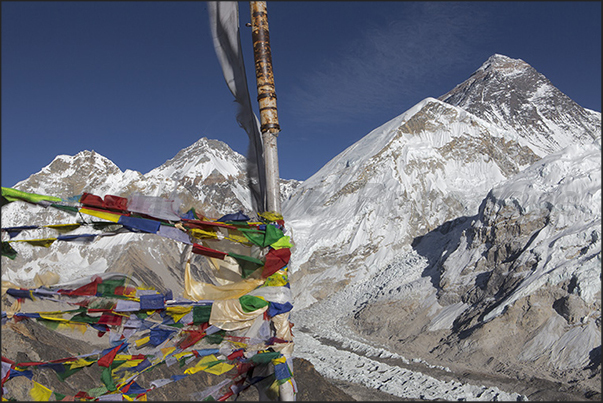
[250, 1, 281, 214]
[250, 3, 296, 401]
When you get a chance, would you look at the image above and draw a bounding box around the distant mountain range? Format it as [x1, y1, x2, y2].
[2, 54, 600, 401]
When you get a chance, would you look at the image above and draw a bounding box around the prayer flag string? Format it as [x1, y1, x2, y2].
[1, 188, 296, 401]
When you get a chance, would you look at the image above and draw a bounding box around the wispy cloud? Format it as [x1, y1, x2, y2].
[290, 2, 491, 124]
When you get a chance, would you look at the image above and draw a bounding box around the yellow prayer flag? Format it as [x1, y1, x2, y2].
[160, 346, 176, 358]
[13, 238, 56, 248]
[258, 211, 283, 222]
[203, 362, 234, 375]
[56, 322, 71, 332]
[123, 394, 134, 401]
[135, 336, 150, 347]
[183, 366, 204, 375]
[165, 306, 192, 323]
[189, 228, 218, 239]
[263, 271, 288, 287]
[230, 340, 247, 349]
[114, 355, 145, 369]
[174, 351, 194, 360]
[44, 223, 82, 233]
[267, 379, 281, 400]
[39, 313, 69, 322]
[68, 358, 95, 369]
[79, 208, 122, 223]
[197, 354, 219, 366]
[224, 232, 252, 245]
[30, 381, 53, 401]
[67, 322, 88, 335]
[184, 354, 219, 375]
[272, 356, 287, 365]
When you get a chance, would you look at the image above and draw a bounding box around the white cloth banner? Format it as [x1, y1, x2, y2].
[127, 193, 182, 221]
[207, 1, 266, 212]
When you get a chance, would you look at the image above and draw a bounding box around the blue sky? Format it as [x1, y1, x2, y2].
[2, 1, 601, 188]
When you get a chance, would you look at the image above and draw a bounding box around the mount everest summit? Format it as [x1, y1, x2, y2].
[2, 54, 601, 400]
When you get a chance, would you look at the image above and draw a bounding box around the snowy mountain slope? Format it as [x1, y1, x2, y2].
[291, 140, 600, 399]
[284, 54, 601, 312]
[282, 54, 600, 399]
[439, 54, 601, 156]
[283, 96, 540, 309]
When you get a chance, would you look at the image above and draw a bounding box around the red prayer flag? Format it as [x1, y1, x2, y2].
[191, 243, 227, 259]
[61, 276, 102, 296]
[218, 391, 234, 401]
[103, 194, 128, 211]
[74, 391, 93, 399]
[179, 330, 205, 350]
[97, 313, 123, 327]
[227, 349, 245, 360]
[1, 357, 15, 365]
[262, 248, 291, 278]
[80, 193, 104, 208]
[97, 343, 124, 367]
[114, 285, 136, 296]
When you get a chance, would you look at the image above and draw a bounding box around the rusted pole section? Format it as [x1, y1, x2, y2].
[250, 1, 281, 213]
[250, 7, 295, 402]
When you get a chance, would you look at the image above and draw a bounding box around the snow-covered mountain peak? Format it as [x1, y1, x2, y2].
[477, 53, 531, 77]
[40, 149, 121, 179]
[12, 149, 138, 199]
[438, 54, 601, 157]
[146, 137, 246, 183]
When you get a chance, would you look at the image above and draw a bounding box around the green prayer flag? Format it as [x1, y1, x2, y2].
[192, 305, 212, 324]
[136, 311, 150, 319]
[97, 277, 126, 297]
[239, 295, 269, 313]
[265, 224, 284, 244]
[1, 187, 61, 204]
[205, 330, 225, 345]
[179, 356, 192, 368]
[70, 313, 100, 324]
[241, 224, 284, 247]
[53, 392, 66, 401]
[101, 366, 117, 392]
[50, 203, 79, 215]
[37, 318, 60, 330]
[251, 351, 281, 364]
[56, 366, 84, 381]
[270, 236, 292, 249]
[88, 385, 110, 397]
[2, 241, 17, 260]
[228, 252, 264, 278]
